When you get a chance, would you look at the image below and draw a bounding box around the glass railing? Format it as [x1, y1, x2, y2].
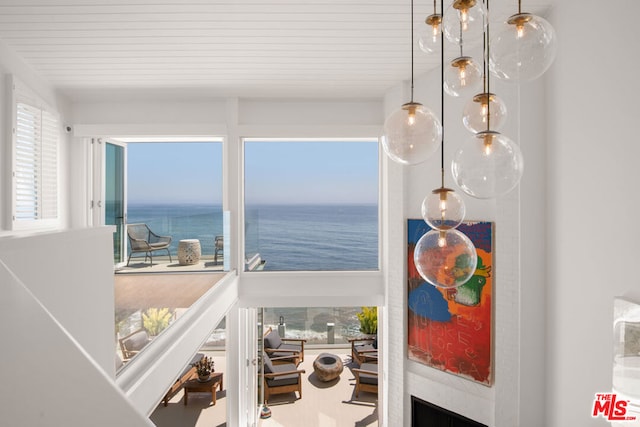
[263, 306, 376, 346]
[116, 311, 227, 369]
[126, 203, 225, 266]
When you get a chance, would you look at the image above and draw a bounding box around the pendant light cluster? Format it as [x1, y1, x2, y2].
[384, 0, 557, 288]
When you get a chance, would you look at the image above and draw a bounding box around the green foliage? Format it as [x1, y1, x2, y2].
[142, 307, 172, 336]
[356, 306, 378, 335]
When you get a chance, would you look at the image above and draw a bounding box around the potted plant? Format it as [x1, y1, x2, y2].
[356, 306, 378, 336]
[142, 307, 172, 336]
[192, 356, 215, 382]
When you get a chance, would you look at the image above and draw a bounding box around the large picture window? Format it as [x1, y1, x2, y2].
[244, 139, 379, 271]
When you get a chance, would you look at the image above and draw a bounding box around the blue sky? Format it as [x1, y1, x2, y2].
[244, 140, 378, 205]
[127, 142, 222, 204]
[127, 140, 379, 204]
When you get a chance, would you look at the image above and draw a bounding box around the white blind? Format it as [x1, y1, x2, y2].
[14, 102, 59, 221]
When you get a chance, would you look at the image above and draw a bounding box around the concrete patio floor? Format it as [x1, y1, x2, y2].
[150, 348, 378, 427]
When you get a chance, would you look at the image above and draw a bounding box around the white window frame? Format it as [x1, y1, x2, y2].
[8, 76, 60, 231]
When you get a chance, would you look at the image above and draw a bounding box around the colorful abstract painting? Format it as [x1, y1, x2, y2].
[407, 219, 493, 386]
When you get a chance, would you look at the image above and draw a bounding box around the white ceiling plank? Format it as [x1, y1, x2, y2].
[0, 4, 413, 15]
[0, 11, 415, 24]
[0, 20, 410, 31]
[0, 0, 553, 100]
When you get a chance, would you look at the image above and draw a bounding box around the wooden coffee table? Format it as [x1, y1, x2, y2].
[183, 372, 224, 405]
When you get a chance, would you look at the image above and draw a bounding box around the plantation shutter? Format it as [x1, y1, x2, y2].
[14, 102, 59, 221]
[40, 110, 59, 219]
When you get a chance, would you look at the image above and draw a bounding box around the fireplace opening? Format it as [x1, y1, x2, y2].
[411, 395, 488, 427]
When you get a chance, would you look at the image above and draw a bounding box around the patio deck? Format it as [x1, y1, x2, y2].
[117, 255, 225, 274]
[117, 254, 265, 274]
[114, 271, 227, 311]
[150, 348, 378, 427]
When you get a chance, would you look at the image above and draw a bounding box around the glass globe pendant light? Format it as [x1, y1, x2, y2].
[444, 55, 482, 97]
[383, 102, 442, 165]
[462, 92, 507, 133]
[414, 228, 477, 289]
[414, 0, 477, 289]
[418, 0, 442, 54]
[382, 0, 442, 166]
[422, 141, 466, 231]
[442, 0, 485, 44]
[452, 130, 523, 199]
[422, 187, 465, 230]
[452, 0, 524, 199]
[489, 0, 557, 82]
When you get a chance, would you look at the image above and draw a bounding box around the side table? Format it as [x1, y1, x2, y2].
[178, 239, 201, 265]
[183, 372, 224, 405]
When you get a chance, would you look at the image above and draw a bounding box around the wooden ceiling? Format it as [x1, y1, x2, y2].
[0, 0, 553, 100]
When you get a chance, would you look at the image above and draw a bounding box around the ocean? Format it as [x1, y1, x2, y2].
[128, 203, 379, 271]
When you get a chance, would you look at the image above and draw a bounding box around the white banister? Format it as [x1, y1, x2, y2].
[0, 259, 154, 427]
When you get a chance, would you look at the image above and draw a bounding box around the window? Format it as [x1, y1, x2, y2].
[244, 139, 379, 271]
[11, 80, 59, 228]
[125, 140, 224, 266]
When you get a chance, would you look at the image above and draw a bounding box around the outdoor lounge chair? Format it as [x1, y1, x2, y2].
[126, 223, 172, 266]
[352, 362, 378, 397]
[348, 337, 378, 365]
[263, 327, 306, 363]
[118, 328, 151, 360]
[263, 355, 305, 403]
[214, 235, 224, 264]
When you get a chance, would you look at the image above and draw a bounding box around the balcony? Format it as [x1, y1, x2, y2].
[151, 347, 379, 427]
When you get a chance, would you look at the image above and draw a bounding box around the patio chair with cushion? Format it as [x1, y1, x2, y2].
[263, 327, 306, 363]
[118, 328, 151, 360]
[263, 355, 306, 403]
[214, 235, 224, 265]
[127, 223, 172, 266]
[352, 362, 378, 397]
[348, 337, 378, 365]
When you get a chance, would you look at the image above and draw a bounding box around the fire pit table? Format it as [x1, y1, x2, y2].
[313, 353, 344, 382]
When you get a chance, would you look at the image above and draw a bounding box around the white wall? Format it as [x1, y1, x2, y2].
[519, 77, 548, 425]
[71, 97, 228, 127]
[546, 1, 640, 426]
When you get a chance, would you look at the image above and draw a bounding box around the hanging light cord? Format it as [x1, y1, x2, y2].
[486, 0, 491, 131]
[410, 0, 415, 103]
[458, 19, 464, 57]
[433, 0, 437, 15]
[482, 2, 487, 93]
[440, 0, 445, 188]
[518, 0, 522, 14]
